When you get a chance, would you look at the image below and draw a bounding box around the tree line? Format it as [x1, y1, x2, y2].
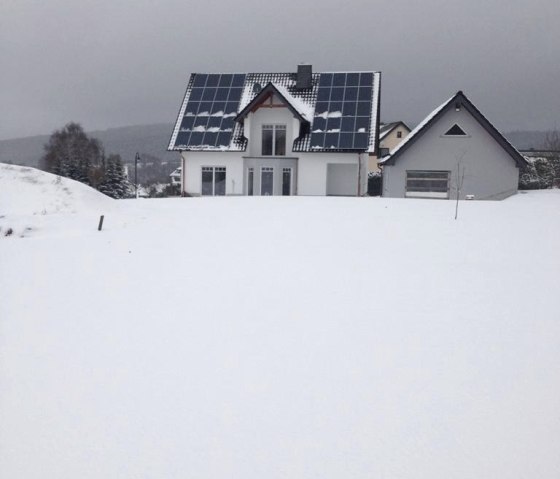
[41, 122, 130, 199]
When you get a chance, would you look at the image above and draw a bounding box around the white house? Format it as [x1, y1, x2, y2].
[378, 122, 411, 156]
[368, 121, 411, 172]
[169, 167, 181, 186]
[380, 91, 528, 200]
[168, 65, 381, 196]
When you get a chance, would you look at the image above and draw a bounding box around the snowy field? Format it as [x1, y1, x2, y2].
[1, 164, 560, 478]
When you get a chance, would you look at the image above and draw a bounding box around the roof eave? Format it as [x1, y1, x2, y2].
[458, 94, 529, 168]
[388, 91, 528, 168]
[235, 83, 309, 124]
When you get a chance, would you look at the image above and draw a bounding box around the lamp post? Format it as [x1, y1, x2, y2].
[135, 152, 140, 199]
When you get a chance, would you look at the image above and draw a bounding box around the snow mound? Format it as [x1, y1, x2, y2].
[0, 163, 115, 238]
[0, 163, 114, 216]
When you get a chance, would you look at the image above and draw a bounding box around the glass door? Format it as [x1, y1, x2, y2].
[282, 168, 292, 196]
[261, 167, 274, 195]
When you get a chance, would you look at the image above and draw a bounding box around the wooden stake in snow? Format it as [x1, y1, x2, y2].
[98, 215, 104, 231]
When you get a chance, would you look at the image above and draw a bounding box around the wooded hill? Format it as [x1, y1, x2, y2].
[0, 123, 180, 169]
[0, 123, 549, 169]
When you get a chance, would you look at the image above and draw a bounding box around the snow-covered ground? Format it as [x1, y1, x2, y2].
[1, 164, 559, 478]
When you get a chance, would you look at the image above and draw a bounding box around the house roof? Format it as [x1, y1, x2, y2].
[379, 121, 410, 141]
[235, 82, 313, 123]
[380, 91, 528, 168]
[168, 70, 381, 154]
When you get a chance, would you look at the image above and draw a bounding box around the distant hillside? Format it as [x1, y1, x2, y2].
[0, 123, 551, 169]
[0, 123, 180, 168]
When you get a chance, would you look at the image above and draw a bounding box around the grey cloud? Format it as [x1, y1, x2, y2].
[1, 0, 559, 140]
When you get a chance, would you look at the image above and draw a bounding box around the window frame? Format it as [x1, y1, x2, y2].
[247, 167, 254, 196]
[405, 170, 450, 199]
[443, 124, 468, 137]
[262, 124, 287, 156]
[201, 166, 226, 196]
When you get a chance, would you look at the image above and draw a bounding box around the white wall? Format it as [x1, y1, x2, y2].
[247, 97, 300, 157]
[181, 152, 244, 196]
[297, 152, 363, 196]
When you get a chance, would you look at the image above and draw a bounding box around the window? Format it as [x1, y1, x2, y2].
[262, 124, 286, 156]
[282, 168, 292, 196]
[261, 167, 274, 195]
[405, 170, 450, 199]
[396, 131, 402, 138]
[201, 167, 226, 196]
[247, 168, 254, 196]
[444, 124, 467, 136]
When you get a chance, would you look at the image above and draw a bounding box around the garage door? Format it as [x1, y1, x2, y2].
[327, 164, 358, 196]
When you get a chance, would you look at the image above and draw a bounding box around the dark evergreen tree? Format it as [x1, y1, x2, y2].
[98, 154, 130, 199]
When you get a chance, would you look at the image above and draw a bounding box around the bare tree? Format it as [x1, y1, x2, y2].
[41, 122, 103, 186]
[454, 160, 466, 220]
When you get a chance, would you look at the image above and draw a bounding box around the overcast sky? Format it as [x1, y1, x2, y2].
[1, 0, 559, 140]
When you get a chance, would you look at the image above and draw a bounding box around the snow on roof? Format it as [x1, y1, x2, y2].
[378, 121, 409, 141]
[378, 95, 456, 164]
[270, 83, 314, 122]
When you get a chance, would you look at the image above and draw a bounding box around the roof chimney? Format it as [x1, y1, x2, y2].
[296, 63, 312, 90]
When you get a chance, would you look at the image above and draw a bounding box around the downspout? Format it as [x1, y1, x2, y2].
[181, 153, 186, 196]
[358, 153, 367, 196]
[357, 153, 361, 196]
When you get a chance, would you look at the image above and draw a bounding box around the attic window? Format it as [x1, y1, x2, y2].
[444, 124, 467, 136]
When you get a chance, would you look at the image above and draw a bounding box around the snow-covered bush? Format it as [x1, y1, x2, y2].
[519, 157, 556, 190]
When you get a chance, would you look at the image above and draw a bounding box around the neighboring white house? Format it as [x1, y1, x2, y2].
[378, 122, 411, 156]
[168, 65, 381, 196]
[380, 91, 528, 200]
[169, 167, 181, 186]
[368, 121, 411, 172]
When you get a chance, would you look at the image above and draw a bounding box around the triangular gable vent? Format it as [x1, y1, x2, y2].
[444, 124, 467, 136]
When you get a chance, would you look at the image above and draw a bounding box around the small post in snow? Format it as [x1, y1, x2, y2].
[98, 215, 104, 231]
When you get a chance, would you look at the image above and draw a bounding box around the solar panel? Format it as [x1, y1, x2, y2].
[310, 72, 373, 150]
[174, 73, 246, 149]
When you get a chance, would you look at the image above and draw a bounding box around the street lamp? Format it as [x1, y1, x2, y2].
[135, 152, 140, 199]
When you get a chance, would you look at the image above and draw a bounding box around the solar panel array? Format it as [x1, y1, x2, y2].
[174, 74, 246, 149]
[310, 72, 374, 150]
